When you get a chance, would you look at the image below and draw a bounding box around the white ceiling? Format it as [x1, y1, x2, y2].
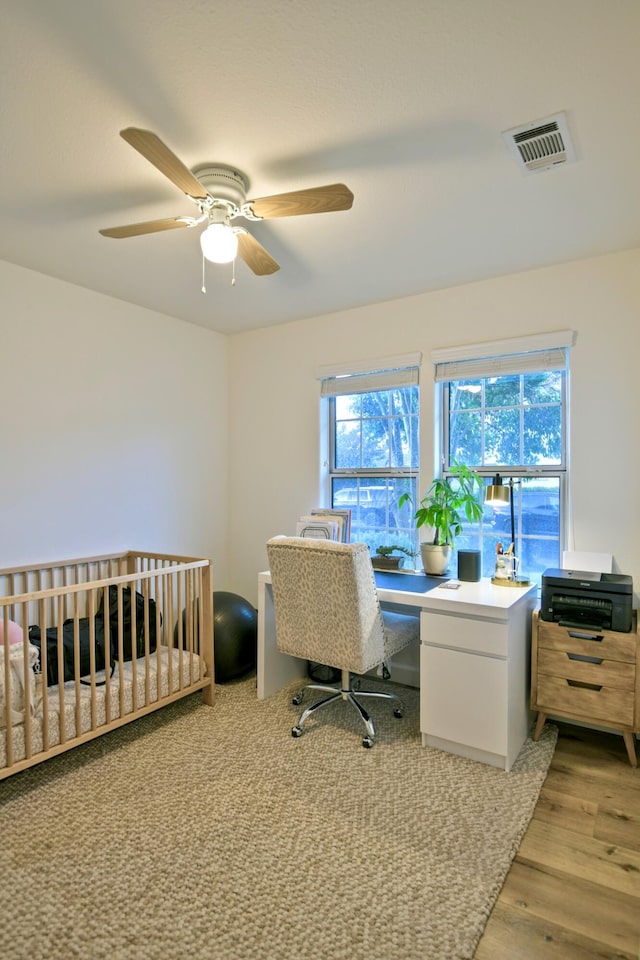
[2, 0, 639, 335]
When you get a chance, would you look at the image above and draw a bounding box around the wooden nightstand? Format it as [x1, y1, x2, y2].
[531, 610, 639, 766]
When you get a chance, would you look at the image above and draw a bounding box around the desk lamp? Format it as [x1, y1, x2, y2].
[485, 475, 531, 587]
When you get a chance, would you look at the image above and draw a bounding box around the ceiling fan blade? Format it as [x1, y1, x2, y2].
[99, 217, 190, 239]
[248, 183, 354, 219]
[120, 128, 209, 201]
[237, 232, 280, 275]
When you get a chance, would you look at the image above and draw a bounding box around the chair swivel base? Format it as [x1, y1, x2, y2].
[290, 669, 404, 748]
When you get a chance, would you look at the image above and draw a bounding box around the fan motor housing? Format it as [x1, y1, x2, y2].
[193, 165, 248, 209]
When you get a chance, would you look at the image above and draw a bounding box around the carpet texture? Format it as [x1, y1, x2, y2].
[0, 675, 557, 960]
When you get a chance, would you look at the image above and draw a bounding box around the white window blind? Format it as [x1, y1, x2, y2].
[434, 347, 567, 382]
[432, 330, 575, 382]
[317, 352, 421, 397]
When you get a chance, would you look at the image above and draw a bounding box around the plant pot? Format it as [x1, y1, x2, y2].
[420, 543, 451, 576]
[371, 556, 403, 571]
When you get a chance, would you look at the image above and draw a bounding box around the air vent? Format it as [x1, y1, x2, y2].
[502, 112, 576, 175]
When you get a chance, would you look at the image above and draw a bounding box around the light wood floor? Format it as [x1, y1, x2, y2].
[475, 722, 640, 960]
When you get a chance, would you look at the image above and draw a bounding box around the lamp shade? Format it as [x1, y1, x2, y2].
[485, 473, 510, 504]
[200, 223, 238, 264]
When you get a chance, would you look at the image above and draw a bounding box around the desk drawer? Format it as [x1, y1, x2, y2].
[537, 648, 635, 690]
[421, 610, 508, 656]
[420, 644, 508, 754]
[536, 674, 635, 726]
[537, 621, 636, 662]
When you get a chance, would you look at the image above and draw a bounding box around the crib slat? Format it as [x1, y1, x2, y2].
[2, 610, 14, 766]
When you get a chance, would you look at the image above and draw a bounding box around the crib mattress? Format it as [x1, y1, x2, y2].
[1, 646, 204, 769]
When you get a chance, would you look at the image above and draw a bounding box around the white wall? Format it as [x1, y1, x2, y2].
[4, 248, 639, 610]
[228, 247, 640, 606]
[0, 260, 230, 582]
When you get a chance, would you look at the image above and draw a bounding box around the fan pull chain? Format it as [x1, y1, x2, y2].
[201, 252, 238, 291]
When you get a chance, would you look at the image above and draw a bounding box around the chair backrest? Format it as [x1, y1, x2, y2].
[266, 536, 386, 675]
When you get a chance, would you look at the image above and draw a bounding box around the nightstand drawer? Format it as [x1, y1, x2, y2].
[537, 648, 635, 689]
[537, 622, 636, 663]
[536, 674, 635, 726]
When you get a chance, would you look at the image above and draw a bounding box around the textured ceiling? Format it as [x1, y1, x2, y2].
[2, 0, 639, 335]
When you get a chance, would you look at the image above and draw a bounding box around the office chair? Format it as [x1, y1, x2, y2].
[266, 536, 419, 747]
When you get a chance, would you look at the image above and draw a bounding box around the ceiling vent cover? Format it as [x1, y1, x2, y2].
[502, 112, 576, 175]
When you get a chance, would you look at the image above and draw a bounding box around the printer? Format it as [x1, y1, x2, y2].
[540, 568, 633, 633]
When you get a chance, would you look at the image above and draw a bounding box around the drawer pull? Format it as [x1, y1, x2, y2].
[566, 652, 603, 665]
[567, 630, 604, 642]
[566, 679, 603, 691]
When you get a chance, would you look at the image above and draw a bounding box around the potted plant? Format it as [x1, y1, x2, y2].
[398, 461, 483, 575]
[370, 544, 416, 571]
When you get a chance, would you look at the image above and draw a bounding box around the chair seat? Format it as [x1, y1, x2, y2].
[381, 609, 420, 662]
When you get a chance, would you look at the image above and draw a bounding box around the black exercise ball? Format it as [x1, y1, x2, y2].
[174, 591, 257, 683]
[212, 591, 257, 682]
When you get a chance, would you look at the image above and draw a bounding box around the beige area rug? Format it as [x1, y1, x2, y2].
[0, 675, 557, 960]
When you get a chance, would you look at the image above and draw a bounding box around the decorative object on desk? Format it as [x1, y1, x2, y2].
[457, 549, 481, 582]
[295, 516, 339, 540]
[370, 544, 416, 571]
[494, 550, 519, 581]
[0, 673, 557, 960]
[310, 507, 351, 542]
[399, 460, 483, 576]
[485, 475, 532, 587]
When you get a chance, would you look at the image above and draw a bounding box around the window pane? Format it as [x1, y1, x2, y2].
[447, 371, 563, 472]
[449, 380, 482, 411]
[335, 387, 419, 470]
[330, 383, 419, 558]
[449, 410, 482, 465]
[523, 371, 562, 404]
[443, 368, 565, 585]
[485, 375, 520, 407]
[335, 420, 361, 468]
[331, 476, 418, 566]
[402, 413, 420, 469]
[484, 408, 521, 465]
[362, 417, 389, 467]
[391, 386, 419, 415]
[481, 477, 560, 581]
[335, 394, 360, 418]
[362, 390, 391, 418]
[523, 405, 562, 465]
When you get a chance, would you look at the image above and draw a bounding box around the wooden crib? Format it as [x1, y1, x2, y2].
[0, 551, 214, 780]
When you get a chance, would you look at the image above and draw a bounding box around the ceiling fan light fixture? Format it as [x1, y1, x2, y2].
[100, 129, 353, 278]
[200, 222, 238, 264]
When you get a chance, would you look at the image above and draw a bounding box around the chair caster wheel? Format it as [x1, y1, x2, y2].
[291, 726, 303, 738]
[292, 694, 303, 705]
[393, 708, 404, 719]
[362, 736, 374, 748]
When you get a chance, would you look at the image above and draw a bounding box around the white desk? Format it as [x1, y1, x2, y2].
[257, 571, 537, 771]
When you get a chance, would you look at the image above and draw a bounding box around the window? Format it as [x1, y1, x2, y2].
[434, 332, 574, 584]
[319, 355, 421, 565]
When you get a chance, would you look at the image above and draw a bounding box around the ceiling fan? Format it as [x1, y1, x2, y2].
[99, 128, 354, 276]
